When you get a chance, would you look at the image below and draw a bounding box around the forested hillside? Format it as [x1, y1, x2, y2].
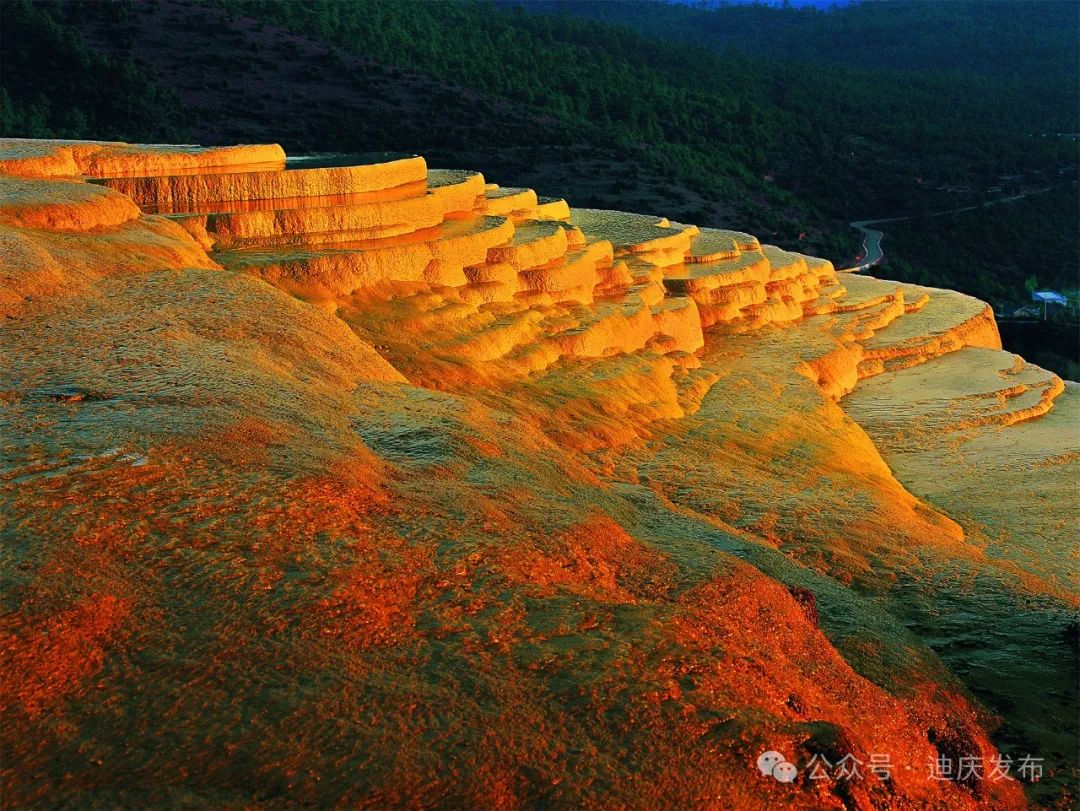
[225, 0, 1076, 221]
[0, 0, 187, 142]
[2, 0, 1076, 360]
[522, 1, 1079, 91]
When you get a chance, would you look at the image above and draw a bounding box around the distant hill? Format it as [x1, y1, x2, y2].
[516, 0, 1079, 93]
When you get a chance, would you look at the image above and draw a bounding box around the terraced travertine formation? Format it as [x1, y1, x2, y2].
[1, 139, 1076, 809]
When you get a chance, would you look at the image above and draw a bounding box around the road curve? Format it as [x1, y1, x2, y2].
[845, 219, 894, 272]
[840, 185, 1061, 272]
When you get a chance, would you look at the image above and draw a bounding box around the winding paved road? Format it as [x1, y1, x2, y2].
[841, 186, 1058, 272]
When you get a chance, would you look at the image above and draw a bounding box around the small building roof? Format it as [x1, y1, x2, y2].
[1032, 290, 1068, 305]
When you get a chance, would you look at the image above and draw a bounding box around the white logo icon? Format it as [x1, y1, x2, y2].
[758, 750, 798, 782]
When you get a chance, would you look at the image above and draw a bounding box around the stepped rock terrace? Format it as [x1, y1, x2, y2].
[1, 139, 1076, 809]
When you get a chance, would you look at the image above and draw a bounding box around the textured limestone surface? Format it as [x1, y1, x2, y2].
[1, 139, 1075, 809]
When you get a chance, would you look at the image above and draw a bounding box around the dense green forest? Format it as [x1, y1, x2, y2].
[0, 0, 188, 142]
[519, 1, 1080, 93]
[1, 0, 1076, 370]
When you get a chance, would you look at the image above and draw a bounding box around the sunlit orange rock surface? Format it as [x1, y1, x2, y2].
[1, 139, 1076, 809]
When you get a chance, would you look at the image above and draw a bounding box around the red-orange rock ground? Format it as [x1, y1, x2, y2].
[1, 139, 1075, 809]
